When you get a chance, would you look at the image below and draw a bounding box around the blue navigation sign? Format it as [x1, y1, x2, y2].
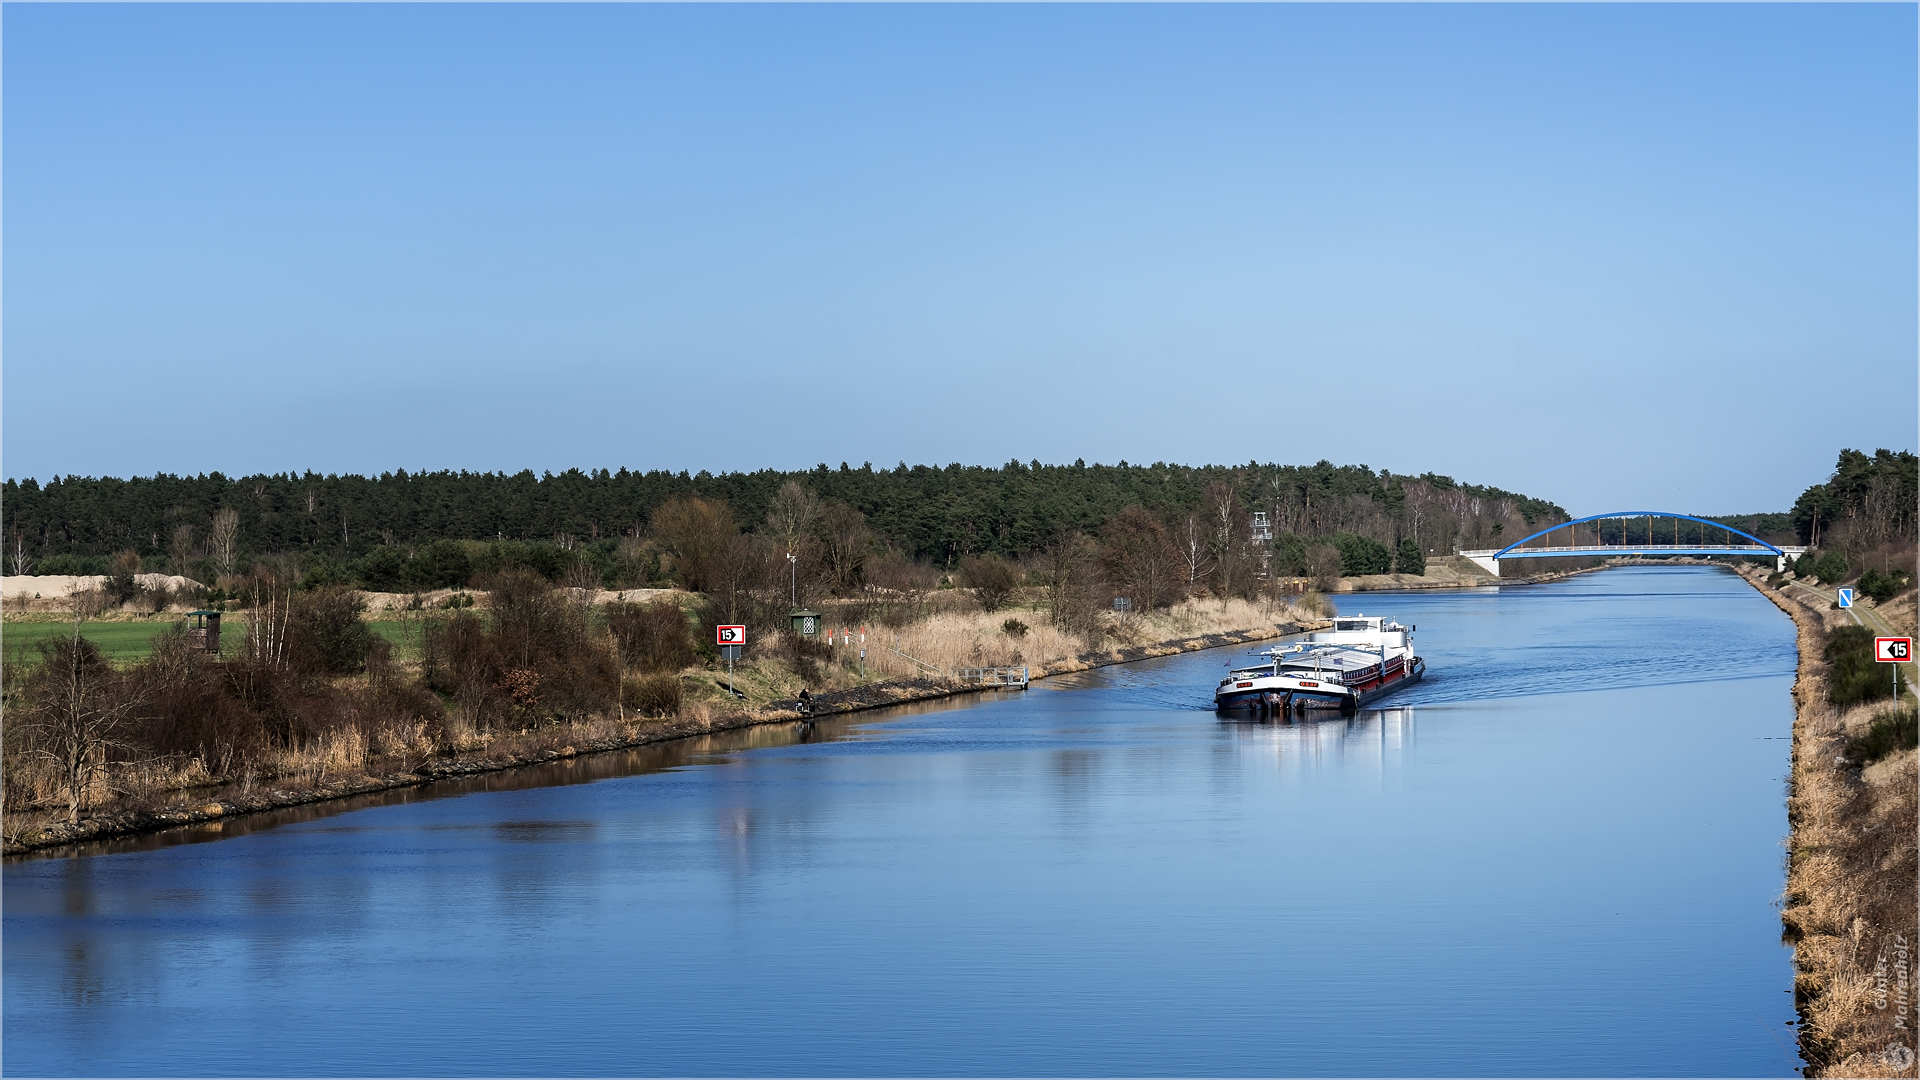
[1837, 588, 1854, 608]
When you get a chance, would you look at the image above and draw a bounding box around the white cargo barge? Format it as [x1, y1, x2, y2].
[1214, 614, 1424, 715]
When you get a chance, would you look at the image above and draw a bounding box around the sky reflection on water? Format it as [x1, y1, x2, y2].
[4, 567, 1801, 1076]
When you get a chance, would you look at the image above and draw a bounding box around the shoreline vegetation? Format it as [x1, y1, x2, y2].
[4, 464, 1592, 858]
[1737, 564, 1917, 1077]
[3, 594, 1322, 856]
[1, 558, 1613, 859]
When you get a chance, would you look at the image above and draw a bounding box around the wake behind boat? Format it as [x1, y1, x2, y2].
[1215, 614, 1424, 715]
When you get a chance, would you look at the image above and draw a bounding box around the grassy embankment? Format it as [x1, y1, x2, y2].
[2, 591, 1325, 855]
[1738, 564, 1917, 1077]
[2, 616, 412, 662]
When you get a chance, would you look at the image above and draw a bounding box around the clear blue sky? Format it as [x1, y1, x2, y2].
[5, 3, 1914, 514]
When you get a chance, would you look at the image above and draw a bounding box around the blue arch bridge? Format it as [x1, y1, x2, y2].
[1459, 511, 1808, 576]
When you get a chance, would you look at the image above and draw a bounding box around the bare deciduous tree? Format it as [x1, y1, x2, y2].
[1176, 513, 1212, 591]
[1206, 481, 1249, 600]
[1043, 531, 1102, 639]
[861, 551, 936, 625]
[24, 589, 141, 822]
[706, 533, 771, 629]
[765, 480, 821, 556]
[616, 534, 652, 588]
[564, 557, 602, 601]
[817, 501, 870, 594]
[1860, 475, 1906, 548]
[246, 570, 292, 671]
[8, 528, 32, 576]
[651, 496, 737, 593]
[168, 525, 198, 578]
[209, 508, 241, 578]
[1101, 507, 1181, 610]
[961, 553, 1020, 613]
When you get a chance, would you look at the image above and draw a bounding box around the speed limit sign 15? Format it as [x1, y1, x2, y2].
[1874, 637, 1912, 662]
[717, 625, 746, 647]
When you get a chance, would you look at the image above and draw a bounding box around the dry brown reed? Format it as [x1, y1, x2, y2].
[852, 595, 1318, 678]
[1747, 567, 1918, 1077]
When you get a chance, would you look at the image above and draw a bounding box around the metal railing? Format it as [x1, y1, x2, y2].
[954, 666, 1030, 688]
[1464, 544, 1806, 559]
[884, 645, 944, 677]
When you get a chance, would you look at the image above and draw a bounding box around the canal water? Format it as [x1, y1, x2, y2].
[3, 566, 1802, 1076]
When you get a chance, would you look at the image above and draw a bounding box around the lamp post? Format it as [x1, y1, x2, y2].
[786, 552, 798, 609]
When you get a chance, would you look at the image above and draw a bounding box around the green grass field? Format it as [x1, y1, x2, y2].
[3, 620, 418, 664]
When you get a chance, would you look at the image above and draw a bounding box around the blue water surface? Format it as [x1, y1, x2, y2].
[3, 566, 1802, 1076]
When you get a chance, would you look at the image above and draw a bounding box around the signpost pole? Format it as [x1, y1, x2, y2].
[717, 626, 747, 699]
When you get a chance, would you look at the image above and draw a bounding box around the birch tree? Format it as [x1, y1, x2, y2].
[209, 508, 240, 577]
[1177, 513, 1212, 590]
[8, 529, 32, 576]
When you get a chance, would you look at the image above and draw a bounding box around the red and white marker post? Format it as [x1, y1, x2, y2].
[717, 625, 746, 697]
[1875, 636, 1912, 704]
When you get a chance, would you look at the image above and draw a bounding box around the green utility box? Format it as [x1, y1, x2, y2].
[790, 609, 822, 637]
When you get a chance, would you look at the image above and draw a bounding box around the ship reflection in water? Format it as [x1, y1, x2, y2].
[1222, 704, 1415, 774]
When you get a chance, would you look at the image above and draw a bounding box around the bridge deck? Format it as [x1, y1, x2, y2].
[1484, 545, 1803, 559]
[1456, 543, 1807, 575]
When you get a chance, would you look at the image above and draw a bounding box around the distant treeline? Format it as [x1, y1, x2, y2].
[3, 459, 1565, 587]
[1695, 512, 1794, 542]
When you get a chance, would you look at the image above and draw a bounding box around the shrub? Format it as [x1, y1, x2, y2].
[1857, 567, 1913, 604]
[964, 554, 1021, 613]
[299, 561, 351, 591]
[624, 673, 682, 719]
[1331, 532, 1393, 577]
[1393, 538, 1425, 576]
[484, 569, 582, 665]
[37, 553, 107, 576]
[104, 550, 144, 605]
[470, 541, 571, 583]
[1798, 549, 1851, 585]
[407, 540, 474, 591]
[787, 630, 832, 683]
[1849, 704, 1917, 764]
[437, 570, 618, 720]
[136, 627, 270, 772]
[1825, 624, 1907, 707]
[605, 600, 695, 674]
[496, 668, 543, 711]
[1002, 618, 1030, 638]
[355, 546, 408, 591]
[422, 610, 494, 696]
[1305, 543, 1343, 592]
[1272, 533, 1309, 576]
[288, 586, 377, 675]
[373, 678, 445, 728]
